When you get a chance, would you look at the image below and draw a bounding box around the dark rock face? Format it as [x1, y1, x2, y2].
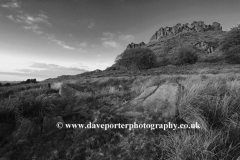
[149, 21, 222, 43]
[126, 42, 146, 50]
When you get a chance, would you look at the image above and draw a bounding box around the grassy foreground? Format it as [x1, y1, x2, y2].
[1, 72, 240, 160]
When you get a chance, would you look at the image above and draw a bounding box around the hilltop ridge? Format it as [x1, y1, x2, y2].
[122, 21, 225, 66]
[149, 21, 222, 43]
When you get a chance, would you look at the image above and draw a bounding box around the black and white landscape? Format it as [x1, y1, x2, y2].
[1, 0, 240, 159]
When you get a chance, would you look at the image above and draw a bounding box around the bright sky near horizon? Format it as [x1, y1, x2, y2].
[0, 0, 240, 81]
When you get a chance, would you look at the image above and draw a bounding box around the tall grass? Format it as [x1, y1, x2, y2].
[125, 74, 240, 159]
[2, 74, 240, 159]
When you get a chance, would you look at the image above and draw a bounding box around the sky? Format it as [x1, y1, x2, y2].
[0, 0, 240, 81]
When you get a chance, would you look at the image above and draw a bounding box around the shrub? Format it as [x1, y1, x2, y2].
[175, 46, 198, 65]
[220, 24, 240, 64]
[4, 83, 11, 87]
[159, 45, 198, 66]
[114, 48, 157, 70]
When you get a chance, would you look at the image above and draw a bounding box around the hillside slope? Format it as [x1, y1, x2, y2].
[123, 21, 226, 66]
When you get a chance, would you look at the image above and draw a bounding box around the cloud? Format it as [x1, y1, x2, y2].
[6, 12, 51, 35]
[0, 63, 88, 80]
[101, 32, 121, 49]
[73, 63, 90, 70]
[91, 44, 99, 48]
[101, 32, 115, 41]
[88, 21, 95, 29]
[38, 12, 49, 19]
[23, 25, 43, 35]
[31, 63, 59, 68]
[16, 13, 52, 26]
[79, 19, 95, 29]
[100, 32, 135, 49]
[7, 15, 16, 22]
[102, 41, 121, 49]
[6, 10, 72, 50]
[79, 42, 88, 47]
[3, 2, 77, 52]
[47, 35, 76, 50]
[63, 45, 75, 50]
[1, 0, 20, 8]
[119, 34, 135, 43]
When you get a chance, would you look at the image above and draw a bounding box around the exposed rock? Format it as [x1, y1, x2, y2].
[149, 21, 222, 43]
[126, 42, 146, 50]
[120, 82, 184, 121]
[94, 69, 102, 73]
[43, 116, 64, 135]
[131, 86, 159, 105]
[50, 82, 63, 91]
[194, 41, 215, 53]
[212, 22, 222, 31]
[59, 84, 82, 98]
[138, 83, 181, 117]
[195, 41, 208, 50]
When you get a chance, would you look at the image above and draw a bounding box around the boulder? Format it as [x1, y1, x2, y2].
[43, 116, 64, 135]
[131, 86, 159, 105]
[124, 82, 184, 120]
[59, 84, 82, 98]
[50, 82, 63, 91]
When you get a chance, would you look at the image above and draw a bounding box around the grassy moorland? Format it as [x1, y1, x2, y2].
[1, 67, 240, 160]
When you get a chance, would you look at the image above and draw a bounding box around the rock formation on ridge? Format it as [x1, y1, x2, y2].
[126, 42, 146, 50]
[149, 21, 222, 43]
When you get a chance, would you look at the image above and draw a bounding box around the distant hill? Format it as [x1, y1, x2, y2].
[0, 81, 21, 84]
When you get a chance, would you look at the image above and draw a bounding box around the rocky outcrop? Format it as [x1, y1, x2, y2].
[59, 84, 87, 98]
[149, 21, 222, 43]
[126, 42, 146, 50]
[131, 83, 182, 118]
[93, 69, 101, 73]
[50, 82, 63, 90]
[119, 82, 184, 122]
[194, 41, 214, 53]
